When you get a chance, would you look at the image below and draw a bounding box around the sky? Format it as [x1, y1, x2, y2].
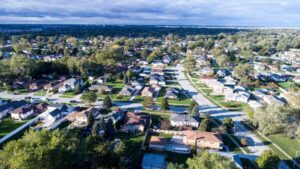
[0, 0, 300, 27]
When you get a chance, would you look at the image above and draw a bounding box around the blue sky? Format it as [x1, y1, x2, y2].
[0, 0, 300, 27]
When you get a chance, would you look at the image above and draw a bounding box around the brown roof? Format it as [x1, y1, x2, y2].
[185, 131, 223, 143]
[150, 136, 168, 146]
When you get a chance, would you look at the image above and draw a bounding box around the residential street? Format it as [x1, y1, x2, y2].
[175, 64, 269, 156]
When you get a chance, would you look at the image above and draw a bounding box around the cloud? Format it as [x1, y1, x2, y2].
[0, 0, 299, 27]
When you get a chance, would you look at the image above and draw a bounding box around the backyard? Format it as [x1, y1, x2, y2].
[0, 117, 30, 138]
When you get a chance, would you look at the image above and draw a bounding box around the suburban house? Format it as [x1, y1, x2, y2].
[58, 78, 83, 93]
[119, 86, 135, 96]
[44, 81, 62, 92]
[121, 112, 149, 133]
[141, 86, 156, 97]
[293, 76, 300, 83]
[89, 84, 113, 94]
[225, 91, 250, 103]
[67, 107, 99, 127]
[165, 88, 181, 100]
[11, 103, 48, 120]
[95, 76, 107, 84]
[183, 131, 223, 149]
[149, 136, 191, 154]
[0, 100, 28, 119]
[170, 114, 200, 128]
[142, 153, 166, 169]
[196, 67, 214, 76]
[28, 81, 47, 91]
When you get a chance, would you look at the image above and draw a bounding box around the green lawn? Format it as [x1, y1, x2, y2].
[0, 117, 30, 138]
[14, 88, 29, 94]
[277, 81, 293, 89]
[195, 83, 208, 88]
[60, 91, 76, 98]
[156, 87, 192, 106]
[268, 134, 300, 162]
[118, 132, 145, 156]
[34, 90, 47, 96]
[241, 121, 300, 168]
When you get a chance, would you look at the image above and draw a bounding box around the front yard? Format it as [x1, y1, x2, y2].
[0, 117, 30, 138]
[156, 87, 192, 106]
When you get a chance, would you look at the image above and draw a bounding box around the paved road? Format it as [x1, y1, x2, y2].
[175, 64, 269, 156]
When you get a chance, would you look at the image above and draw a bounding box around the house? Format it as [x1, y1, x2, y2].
[165, 88, 181, 99]
[0, 100, 28, 119]
[58, 78, 83, 93]
[44, 81, 62, 92]
[225, 91, 250, 103]
[170, 114, 199, 128]
[131, 80, 144, 90]
[89, 85, 113, 93]
[263, 95, 285, 106]
[183, 131, 223, 149]
[95, 76, 107, 84]
[149, 136, 191, 154]
[271, 74, 287, 82]
[142, 153, 166, 169]
[142, 87, 156, 97]
[67, 107, 99, 127]
[28, 81, 47, 91]
[196, 67, 214, 76]
[224, 76, 237, 86]
[293, 76, 300, 83]
[121, 112, 149, 133]
[11, 103, 47, 120]
[119, 86, 135, 96]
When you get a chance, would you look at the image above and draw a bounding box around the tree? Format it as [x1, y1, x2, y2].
[142, 96, 154, 110]
[80, 91, 97, 105]
[103, 96, 112, 112]
[87, 113, 95, 127]
[161, 97, 170, 111]
[160, 119, 171, 130]
[216, 54, 230, 67]
[189, 101, 198, 113]
[187, 151, 238, 169]
[126, 69, 134, 80]
[92, 122, 100, 136]
[190, 105, 199, 116]
[253, 105, 289, 135]
[104, 119, 116, 140]
[233, 63, 253, 80]
[0, 130, 83, 169]
[123, 75, 128, 84]
[222, 118, 234, 132]
[256, 150, 280, 169]
[167, 163, 184, 169]
[10, 55, 33, 77]
[184, 55, 196, 73]
[198, 115, 212, 132]
[74, 83, 82, 94]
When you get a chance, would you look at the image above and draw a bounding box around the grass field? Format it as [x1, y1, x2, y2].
[60, 91, 76, 98]
[0, 117, 30, 138]
[34, 90, 47, 96]
[241, 121, 300, 168]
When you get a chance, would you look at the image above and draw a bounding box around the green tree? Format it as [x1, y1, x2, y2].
[190, 105, 199, 116]
[198, 115, 212, 132]
[233, 63, 253, 80]
[92, 122, 100, 136]
[216, 54, 229, 67]
[143, 96, 154, 110]
[0, 130, 83, 169]
[256, 150, 280, 169]
[80, 91, 97, 105]
[167, 162, 185, 169]
[123, 74, 129, 84]
[126, 69, 134, 80]
[189, 101, 198, 113]
[161, 97, 170, 111]
[10, 54, 33, 77]
[87, 113, 95, 127]
[187, 151, 238, 169]
[222, 118, 234, 132]
[103, 96, 112, 112]
[184, 55, 196, 73]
